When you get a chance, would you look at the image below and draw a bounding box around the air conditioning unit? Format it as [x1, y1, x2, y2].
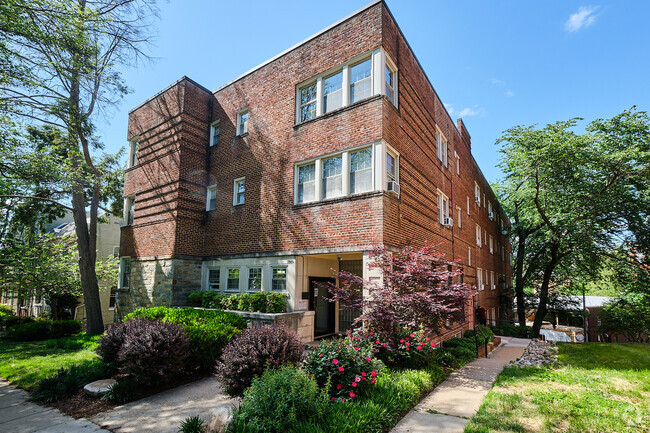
[475, 196, 481, 203]
[491, 285, 496, 291]
[443, 217, 453, 226]
[479, 284, 485, 290]
[387, 180, 400, 196]
[488, 211, 494, 219]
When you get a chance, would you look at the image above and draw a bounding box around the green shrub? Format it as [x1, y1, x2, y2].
[102, 379, 140, 404]
[303, 337, 384, 401]
[30, 360, 115, 403]
[3, 315, 34, 329]
[464, 325, 495, 342]
[178, 415, 207, 433]
[451, 346, 476, 364]
[432, 348, 458, 369]
[230, 366, 330, 433]
[125, 307, 247, 371]
[216, 324, 304, 396]
[4, 319, 81, 341]
[0, 304, 14, 327]
[490, 323, 534, 338]
[443, 337, 475, 350]
[186, 291, 288, 313]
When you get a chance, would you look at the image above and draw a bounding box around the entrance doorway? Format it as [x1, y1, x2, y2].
[309, 277, 336, 337]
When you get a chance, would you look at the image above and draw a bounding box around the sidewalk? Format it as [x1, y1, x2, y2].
[0, 379, 109, 433]
[391, 336, 531, 433]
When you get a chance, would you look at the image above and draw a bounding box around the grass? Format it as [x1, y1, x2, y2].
[464, 343, 650, 433]
[0, 333, 101, 390]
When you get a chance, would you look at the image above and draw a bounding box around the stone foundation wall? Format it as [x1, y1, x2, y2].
[225, 310, 315, 343]
[115, 257, 202, 321]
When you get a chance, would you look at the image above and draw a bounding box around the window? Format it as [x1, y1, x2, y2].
[476, 225, 482, 247]
[322, 155, 343, 199]
[435, 131, 448, 166]
[349, 58, 372, 103]
[128, 140, 138, 168]
[491, 271, 495, 290]
[227, 268, 240, 292]
[467, 196, 470, 215]
[208, 269, 220, 291]
[297, 163, 316, 203]
[489, 235, 494, 254]
[210, 121, 220, 146]
[272, 268, 287, 292]
[437, 191, 450, 225]
[237, 110, 248, 135]
[502, 245, 505, 261]
[119, 258, 131, 290]
[248, 267, 262, 292]
[350, 147, 372, 194]
[299, 82, 317, 122]
[455, 151, 460, 176]
[206, 185, 217, 211]
[468, 247, 472, 266]
[109, 287, 116, 308]
[124, 196, 135, 225]
[488, 201, 493, 219]
[385, 64, 396, 104]
[233, 178, 245, 205]
[477, 268, 483, 290]
[323, 71, 343, 113]
[457, 206, 462, 228]
[474, 183, 481, 205]
[387, 152, 397, 183]
[483, 193, 486, 208]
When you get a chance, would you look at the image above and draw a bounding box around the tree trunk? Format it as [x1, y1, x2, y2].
[71, 188, 104, 335]
[532, 243, 561, 337]
[514, 229, 528, 327]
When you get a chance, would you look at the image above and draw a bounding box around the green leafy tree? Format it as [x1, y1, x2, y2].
[0, 0, 157, 334]
[497, 108, 650, 337]
[598, 294, 650, 342]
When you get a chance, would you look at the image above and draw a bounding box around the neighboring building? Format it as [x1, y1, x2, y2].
[118, 0, 512, 342]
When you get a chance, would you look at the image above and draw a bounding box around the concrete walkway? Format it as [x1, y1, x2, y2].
[391, 336, 531, 433]
[0, 379, 109, 433]
[91, 376, 239, 433]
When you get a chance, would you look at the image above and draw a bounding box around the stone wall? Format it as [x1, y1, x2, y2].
[227, 310, 315, 343]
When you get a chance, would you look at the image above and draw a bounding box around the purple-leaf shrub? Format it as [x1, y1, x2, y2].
[329, 243, 475, 339]
[215, 324, 304, 396]
[117, 319, 190, 386]
[97, 321, 128, 364]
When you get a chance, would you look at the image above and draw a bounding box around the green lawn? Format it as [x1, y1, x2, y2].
[464, 343, 650, 433]
[0, 334, 101, 390]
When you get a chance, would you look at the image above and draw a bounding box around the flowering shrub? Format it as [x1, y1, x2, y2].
[215, 324, 304, 396]
[343, 327, 438, 369]
[303, 338, 384, 401]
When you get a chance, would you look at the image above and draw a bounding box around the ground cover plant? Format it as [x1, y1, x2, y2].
[464, 343, 650, 433]
[0, 333, 101, 390]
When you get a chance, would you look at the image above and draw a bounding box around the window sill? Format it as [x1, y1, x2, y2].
[293, 95, 382, 129]
[293, 190, 383, 209]
[236, 132, 249, 138]
[117, 287, 130, 292]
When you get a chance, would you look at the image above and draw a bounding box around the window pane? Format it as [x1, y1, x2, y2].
[209, 269, 220, 290]
[323, 71, 343, 113]
[386, 153, 396, 180]
[239, 112, 248, 134]
[298, 163, 316, 203]
[322, 156, 342, 199]
[227, 268, 239, 291]
[350, 59, 372, 103]
[121, 260, 130, 288]
[207, 188, 217, 211]
[301, 102, 316, 122]
[300, 83, 316, 105]
[127, 198, 134, 225]
[385, 66, 394, 103]
[350, 148, 373, 194]
[235, 180, 245, 204]
[272, 268, 287, 292]
[248, 268, 262, 291]
[212, 125, 220, 145]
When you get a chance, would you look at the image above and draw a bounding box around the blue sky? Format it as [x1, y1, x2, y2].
[96, 1, 650, 183]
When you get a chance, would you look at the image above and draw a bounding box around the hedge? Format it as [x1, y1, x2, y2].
[187, 291, 287, 313]
[4, 320, 82, 341]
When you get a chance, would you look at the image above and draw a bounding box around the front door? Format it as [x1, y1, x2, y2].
[309, 277, 336, 337]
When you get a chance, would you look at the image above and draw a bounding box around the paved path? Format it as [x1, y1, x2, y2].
[391, 336, 531, 433]
[0, 379, 109, 433]
[91, 376, 238, 433]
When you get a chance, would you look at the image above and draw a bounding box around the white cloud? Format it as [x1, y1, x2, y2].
[490, 78, 506, 86]
[444, 103, 454, 116]
[505, 89, 514, 97]
[565, 6, 599, 33]
[458, 106, 485, 117]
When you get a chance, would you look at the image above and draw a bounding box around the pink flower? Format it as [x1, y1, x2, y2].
[400, 339, 404, 343]
[430, 342, 436, 347]
[382, 343, 387, 347]
[351, 382, 357, 388]
[331, 397, 336, 402]
[375, 340, 380, 344]
[336, 384, 342, 389]
[355, 376, 361, 382]
[332, 359, 339, 365]
[349, 392, 355, 398]
[371, 378, 376, 384]
[339, 366, 345, 372]
[369, 332, 374, 336]
[417, 345, 422, 350]
[366, 357, 371, 362]
[355, 347, 360, 351]
[405, 342, 410, 347]
[361, 372, 367, 377]
[319, 354, 323, 357]
[371, 370, 377, 377]
[406, 348, 410, 351]
[410, 333, 414, 338]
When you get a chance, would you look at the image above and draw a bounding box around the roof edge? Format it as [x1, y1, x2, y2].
[128, 75, 212, 116]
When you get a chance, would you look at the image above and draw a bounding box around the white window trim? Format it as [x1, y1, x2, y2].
[296, 48, 397, 124]
[435, 128, 448, 167]
[477, 267, 484, 290]
[127, 139, 139, 169]
[467, 196, 470, 215]
[489, 235, 494, 254]
[474, 183, 481, 205]
[118, 257, 131, 291]
[437, 190, 450, 225]
[206, 185, 217, 211]
[123, 195, 135, 226]
[454, 150, 460, 176]
[476, 224, 482, 247]
[247, 266, 263, 292]
[468, 247, 472, 266]
[294, 141, 392, 204]
[456, 206, 462, 229]
[236, 109, 249, 136]
[271, 266, 288, 292]
[233, 177, 245, 206]
[210, 120, 220, 146]
[226, 267, 241, 293]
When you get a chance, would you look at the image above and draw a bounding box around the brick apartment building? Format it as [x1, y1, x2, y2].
[117, 0, 512, 342]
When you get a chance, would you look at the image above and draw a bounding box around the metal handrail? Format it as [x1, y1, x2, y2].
[474, 324, 489, 358]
